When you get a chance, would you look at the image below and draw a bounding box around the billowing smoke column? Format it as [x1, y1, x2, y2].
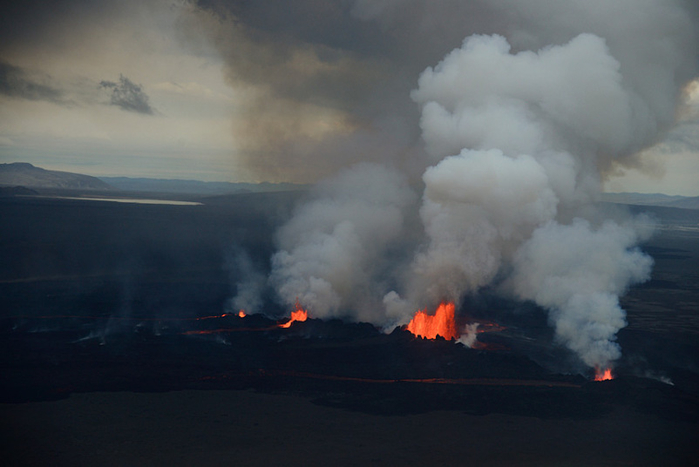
[510, 218, 653, 367]
[396, 33, 659, 369]
[270, 163, 415, 323]
[202, 0, 698, 371]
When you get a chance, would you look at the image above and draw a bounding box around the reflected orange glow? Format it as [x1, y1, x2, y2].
[279, 301, 309, 328]
[406, 302, 459, 340]
[238, 310, 246, 318]
[244, 370, 582, 388]
[10, 313, 235, 322]
[469, 320, 508, 350]
[475, 321, 507, 334]
[196, 313, 231, 320]
[594, 367, 614, 381]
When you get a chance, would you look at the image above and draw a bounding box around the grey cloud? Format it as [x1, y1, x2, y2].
[0, 61, 155, 115]
[100, 75, 155, 115]
[660, 122, 699, 154]
[186, 1, 523, 184]
[182, 0, 442, 182]
[0, 61, 65, 103]
[0, 1, 140, 55]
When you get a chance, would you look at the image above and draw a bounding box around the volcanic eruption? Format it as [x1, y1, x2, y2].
[594, 367, 614, 382]
[405, 302, 459, 340]
[279, 301, 309, 328]
[214, 0, 698, 377]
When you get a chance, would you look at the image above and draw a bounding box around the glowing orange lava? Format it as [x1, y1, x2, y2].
[594, 367, 614, 381]
[238, 310, 246, 318]
[279, 301, 309, 328]
[195, 313, 231, 320]
[406, 302, 459, 340]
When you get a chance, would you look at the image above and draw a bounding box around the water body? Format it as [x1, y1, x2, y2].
[23, 195, 202, 206]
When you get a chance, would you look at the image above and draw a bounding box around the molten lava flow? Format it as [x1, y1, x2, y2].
[475, 321, 507, 334]
[594, 367, 614, 381]
[238, 310, 246, 318]
[279, 301, 309, 328]
[406, 302, 459, 340]
[195, 313, 232, 320]
[268, 370, 582, 388]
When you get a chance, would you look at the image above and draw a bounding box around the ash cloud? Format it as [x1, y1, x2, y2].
[100, 75, 155, 115]
[182, 0, 487, 182]
[185, 0, 698, 182]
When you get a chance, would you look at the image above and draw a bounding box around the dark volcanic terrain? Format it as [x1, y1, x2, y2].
[1, 193, 697, 466]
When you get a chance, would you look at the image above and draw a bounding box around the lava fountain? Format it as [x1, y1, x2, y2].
[406, 302, 459, 340]
[594, 367, 614, 381]
[238, 310, 247, 318]
[279, 301, 309, 328]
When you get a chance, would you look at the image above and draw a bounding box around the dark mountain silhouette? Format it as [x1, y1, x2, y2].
[0, 162, 114, 190]
[100, 176, 305, 195]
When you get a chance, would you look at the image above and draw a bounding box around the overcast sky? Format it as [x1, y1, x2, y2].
[0, 0, 697, 195]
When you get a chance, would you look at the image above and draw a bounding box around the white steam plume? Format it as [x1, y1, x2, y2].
[457, 323, 480, 348]
[270, 163, 415, 323]
[510, 218, 654, 367]
[397, 33, 661, 369]
[262, 1, 697, 371]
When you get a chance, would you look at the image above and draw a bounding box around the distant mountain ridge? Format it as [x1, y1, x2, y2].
[99, 176, 306, 195]
[0, 162, 114, 190]
[601, 192, 699, 210]
[0, 162, 306, 195]
[3, 162, 694, 204]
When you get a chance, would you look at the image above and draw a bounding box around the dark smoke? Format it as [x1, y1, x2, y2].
[182, 0, 465, 182]
[0, 61, 65, 103]
[99, 75, 155, 115]
[185, 0, 698, 182]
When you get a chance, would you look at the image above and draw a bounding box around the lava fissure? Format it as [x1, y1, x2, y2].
[266, 370, 582, 388]
[594, 367, 614, 381]
[279, 300, 309, 328]
[406, 302, 459, 340]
